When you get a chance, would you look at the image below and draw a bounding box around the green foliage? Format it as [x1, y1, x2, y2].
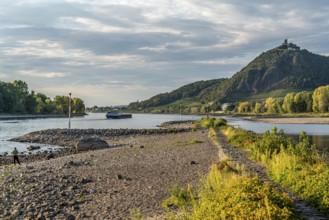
[221, 125, 256, 149]
[269, 149, 329, 214]
[163, 184, 194, 209]
[282, 91, 313, 113]
[238, 101, 253, 113]
[167, 163, 297, 219]
[0, 80, 85, 114]
[312, 85, 329, 113]
[222, 125, 329, 216]
[194, 117, 227, 129]
[250, 127, 290, 160]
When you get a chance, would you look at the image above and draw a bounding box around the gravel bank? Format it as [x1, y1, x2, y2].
[0, 129, 218, 219]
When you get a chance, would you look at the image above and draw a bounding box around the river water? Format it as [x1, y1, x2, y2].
[1, 113, 329, 154]
[0, 113, 202, 154]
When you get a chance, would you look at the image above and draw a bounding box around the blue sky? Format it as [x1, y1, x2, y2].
[1, 0, 329, 107]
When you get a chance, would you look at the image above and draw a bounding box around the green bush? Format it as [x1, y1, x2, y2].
[194, 117, 227, 129]
[163, 184, 194, 209]
[213, 118, 227, 127]
[249, 127, 291, 160]
[221, 125, 256, 149]
[269, 147, 329, 214]
[166, 164, 297, 219]
[221, 125, 329, 216]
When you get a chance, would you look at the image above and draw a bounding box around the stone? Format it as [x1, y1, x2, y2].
[116, 174, 123, 180]
[75, 137, 109, 152]
[27, 145, 41, 151]
[190, 161, 196, 165]
[36, 212, 46, 220]
[66, 214, 76, 220]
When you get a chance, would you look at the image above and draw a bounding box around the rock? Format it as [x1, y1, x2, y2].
[140, 145, 144, 148]
[65, 214, 76, 220]
[36, 212, 46, 220]
[80, 177, 93, 184]
[116, 174, 123, 180]
[75, 137, 109, 152]
[190, 161, 196, 165]
[46, 152, 54, 160]
[27, 145, 41, 151]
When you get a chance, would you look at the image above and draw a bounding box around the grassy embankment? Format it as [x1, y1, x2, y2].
[222, 125, 329, 216]
[160, 118, 299, 219]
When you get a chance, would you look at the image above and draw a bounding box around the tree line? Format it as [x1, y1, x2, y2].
[237, 85, 329, 114]
[0, 80, 85, 114]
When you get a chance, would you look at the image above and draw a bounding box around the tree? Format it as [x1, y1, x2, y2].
[254, 102, 265, 113]
[265, 97, 282, 114]
[12, 80, 29, 113]
[72, 98, 85, 113]
[238, 102, 252, 113]
[25, 91, 37, 113]
[282, 93, 296, 113]
[294, 91, 312, 112]
[312, 86, 329, 113]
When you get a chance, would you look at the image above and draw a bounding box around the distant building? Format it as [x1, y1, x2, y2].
[278, 39, 300, 50]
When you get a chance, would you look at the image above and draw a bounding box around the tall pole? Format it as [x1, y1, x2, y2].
[180, 104, 182, 121]
[68, 93, 72, 131]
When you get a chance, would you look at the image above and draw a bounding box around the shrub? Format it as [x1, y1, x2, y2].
[166, 163, 297, 219]
[221, 125, 256, 149]
[162, 184, 194, 209]
[214, 118, 227, 127]
[194, 117, 227, 129]
[221, 125, 329, 216]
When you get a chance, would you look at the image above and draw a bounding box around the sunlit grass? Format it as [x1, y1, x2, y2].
[221, 125, 329, 216]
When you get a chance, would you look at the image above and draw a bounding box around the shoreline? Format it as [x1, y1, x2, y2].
[241, 116, 329, 124]
[1, 123, 195, 165]
[0, 126, 218, 219]
[0, 113, 87, 120]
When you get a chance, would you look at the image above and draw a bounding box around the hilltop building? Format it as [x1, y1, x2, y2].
[278, 39, 300, 50]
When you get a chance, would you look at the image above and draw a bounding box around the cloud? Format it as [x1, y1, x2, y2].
[17, 70, 69, 78]
[1, 0, 329, 106]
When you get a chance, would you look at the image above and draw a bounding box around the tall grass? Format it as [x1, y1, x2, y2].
[165, 163, 297, 219]
[221, 125, 329, 215]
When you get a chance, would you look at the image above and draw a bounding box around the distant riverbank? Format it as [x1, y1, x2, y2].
[242, 116, 329, 124]
[0, 113, 87, 120]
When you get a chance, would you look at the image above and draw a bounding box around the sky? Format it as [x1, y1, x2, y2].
[1, 0, 329, 107]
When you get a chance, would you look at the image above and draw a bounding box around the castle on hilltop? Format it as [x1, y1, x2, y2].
[278, 39, 300, 50]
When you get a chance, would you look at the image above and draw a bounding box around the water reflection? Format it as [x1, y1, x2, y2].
[225, 116, 329, 150]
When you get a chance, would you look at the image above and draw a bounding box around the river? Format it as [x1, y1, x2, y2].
[1, 113, 329, 154]
[0, 113, 202, 154]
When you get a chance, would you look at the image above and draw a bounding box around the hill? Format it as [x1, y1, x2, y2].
[197, 40, 329, 102]
[128, 40, 329, 110]
[128, 79, 226, 109]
